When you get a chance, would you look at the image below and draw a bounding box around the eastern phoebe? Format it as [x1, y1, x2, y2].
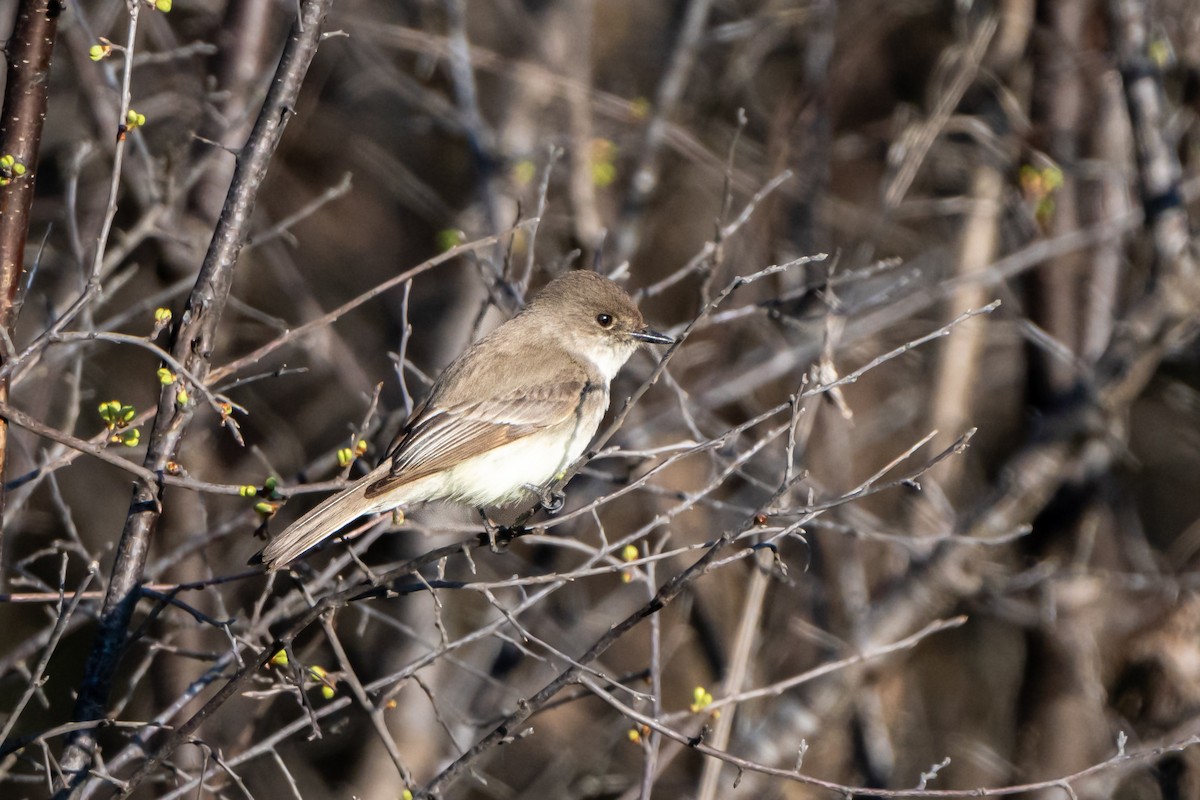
[252, 269, 673, 569]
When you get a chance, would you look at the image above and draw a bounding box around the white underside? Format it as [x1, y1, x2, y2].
[378, 417, 599, 510]
[364, 340, 631, 514]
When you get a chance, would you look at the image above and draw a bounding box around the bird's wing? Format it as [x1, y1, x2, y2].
[364, 378, 599, 499]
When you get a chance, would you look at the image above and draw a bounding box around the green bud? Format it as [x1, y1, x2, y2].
[435, 229, 466, 252]
[99, 400, 123, 428]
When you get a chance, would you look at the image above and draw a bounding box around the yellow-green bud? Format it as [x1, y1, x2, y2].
[175, 388, 189, 406]
[590, 139, 617, 187]
[435, 229, 466, 252]
[511, 160, 536, 187]
[99, 400, 124, 428]
[337, 447, 353, 467]
[238, 485, 258, 498]
[120, 429, 141, 447]
[153, 307, 172, 324]
[270, 650, 288, 666]
[157, 368, 175, 385]
[592, 162, 616, 188]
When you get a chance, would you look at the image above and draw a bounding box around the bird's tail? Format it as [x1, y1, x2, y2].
[251, 465, 398, 570]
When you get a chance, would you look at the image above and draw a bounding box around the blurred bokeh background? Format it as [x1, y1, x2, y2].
[3, 0, 1200, 798]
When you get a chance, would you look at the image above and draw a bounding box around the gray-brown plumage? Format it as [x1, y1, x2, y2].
[253, 270, 671, 569]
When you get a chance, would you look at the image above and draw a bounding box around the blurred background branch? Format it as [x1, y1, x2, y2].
[1, 0, 1200, 798]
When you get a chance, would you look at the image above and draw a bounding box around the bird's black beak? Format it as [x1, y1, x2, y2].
[631, 327, 674, 345]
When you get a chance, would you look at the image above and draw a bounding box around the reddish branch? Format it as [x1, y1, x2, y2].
[0, 0, 60, 575]
[52, 0, 334, 794]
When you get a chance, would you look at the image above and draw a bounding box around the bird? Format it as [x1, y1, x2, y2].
[251, 269, 673, 569]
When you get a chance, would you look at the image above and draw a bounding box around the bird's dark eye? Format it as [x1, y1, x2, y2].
[596, 313, 614, 328]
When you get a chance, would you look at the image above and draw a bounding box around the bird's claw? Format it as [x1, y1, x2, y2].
[478, 510, 523, 553]
[525, 484, 565, 514]
[539, 489, 565, 514]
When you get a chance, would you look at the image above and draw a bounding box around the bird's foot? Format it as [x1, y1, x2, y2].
[540, 490, 565, 514]
[478, 510, 500, 552]
[525, 484, 565, 514]
[478, 510, 521, 553]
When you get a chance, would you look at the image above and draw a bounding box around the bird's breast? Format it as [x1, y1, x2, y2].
[437, 427, 586, 506]
[396, 378, 610, 508]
